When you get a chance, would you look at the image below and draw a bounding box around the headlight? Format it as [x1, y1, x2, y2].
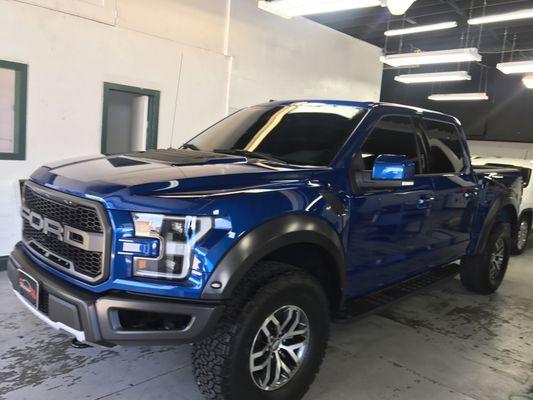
[132, 213, 213, 280]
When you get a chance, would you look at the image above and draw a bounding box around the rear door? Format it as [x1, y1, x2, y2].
[419, 118, 478, 263]
[346, 113, 436, 297]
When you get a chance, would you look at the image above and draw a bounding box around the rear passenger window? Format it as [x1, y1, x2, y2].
[360, 115, 422, 173]
[423, 119, 465, 174]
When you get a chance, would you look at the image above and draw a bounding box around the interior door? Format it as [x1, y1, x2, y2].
[345, 114, 436, 298]
[419, 118, 478, 263]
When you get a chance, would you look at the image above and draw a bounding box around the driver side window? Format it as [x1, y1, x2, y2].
[360, 115, 424, 174]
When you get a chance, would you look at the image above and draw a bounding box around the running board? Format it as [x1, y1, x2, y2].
[336, 264, 460, 322]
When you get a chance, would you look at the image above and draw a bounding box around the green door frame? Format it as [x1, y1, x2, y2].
[101, 82, 160, 154]
[0, 60, 28, 160]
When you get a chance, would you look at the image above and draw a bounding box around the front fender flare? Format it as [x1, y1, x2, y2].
[201, 215, 345, 301]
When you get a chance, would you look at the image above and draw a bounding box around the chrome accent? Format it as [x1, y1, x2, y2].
[250, 305, 310, 391]
[22, 181, 110, 284]
[13, 290, 87, 343]
[489, 237, 506, 281]
[516, 220, 529, 251]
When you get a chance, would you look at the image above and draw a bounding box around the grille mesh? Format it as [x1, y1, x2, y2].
[24, 186, 103, 233]
[22, 184, 108, 283]
[24, 221, 103, 277]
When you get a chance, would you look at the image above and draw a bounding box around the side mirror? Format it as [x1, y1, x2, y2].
[353, 154, 415, 190]
[372, 154, 415, 181]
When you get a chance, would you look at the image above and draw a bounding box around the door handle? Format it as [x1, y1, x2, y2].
[417, 194, 435, 209]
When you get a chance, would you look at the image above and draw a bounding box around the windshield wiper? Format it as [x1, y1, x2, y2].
[181, 143, 200, 151]
[213, 149, 288, 164]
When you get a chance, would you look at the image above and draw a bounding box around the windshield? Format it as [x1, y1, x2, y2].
[186, 102, 367, 166]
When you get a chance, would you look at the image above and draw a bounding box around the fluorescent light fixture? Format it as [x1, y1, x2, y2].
[395, 71, 471, 84]
[428, 92, 489, 101]
[257, 0, 382, 18]
[385, 21, 457, 36]
[497, 60, 533, 75]
[386, 0, 416, 16]
[523, 75, 533, 89]
[381, 48, 481, 67]
[468, 8, 533, 25]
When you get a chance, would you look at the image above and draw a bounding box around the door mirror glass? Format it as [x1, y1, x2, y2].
[372, 154, 415, 181]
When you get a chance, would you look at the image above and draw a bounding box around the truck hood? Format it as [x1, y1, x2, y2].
[31, 149, 326, 203]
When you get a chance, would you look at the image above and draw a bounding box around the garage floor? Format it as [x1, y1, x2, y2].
[1, 248, 532, 400]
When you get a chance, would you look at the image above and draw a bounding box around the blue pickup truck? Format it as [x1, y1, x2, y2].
[8, 101, 523, 400]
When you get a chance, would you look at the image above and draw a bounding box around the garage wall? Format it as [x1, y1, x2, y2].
[0, 0, 382, 257]
[228, 0, 383, 110]
[468, 141, 533, 159]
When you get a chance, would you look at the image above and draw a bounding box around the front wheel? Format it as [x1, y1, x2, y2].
[461, 222, 511, 294]
[512, 214, 530, 255]
[192, 262, 330, 400]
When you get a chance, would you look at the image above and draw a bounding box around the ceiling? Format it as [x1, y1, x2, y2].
[308, 0, 533, 65]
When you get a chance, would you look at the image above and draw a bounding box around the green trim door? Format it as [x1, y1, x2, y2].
[0, 60, 27, 160]
[101, 83, 160, 154]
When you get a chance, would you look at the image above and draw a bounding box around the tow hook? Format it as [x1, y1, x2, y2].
[71, 338, 92, 349]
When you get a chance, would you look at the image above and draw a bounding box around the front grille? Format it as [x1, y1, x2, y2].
[24, 221, 103, 278]
[24, 185, 103, 233]
[22, 182, 109, 284]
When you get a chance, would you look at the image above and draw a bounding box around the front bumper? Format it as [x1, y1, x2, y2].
[7, 244, 224, 347]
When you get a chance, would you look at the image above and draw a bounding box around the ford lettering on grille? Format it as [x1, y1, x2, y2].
[21, 182, 109, 284]
[21, 207, 104, 252]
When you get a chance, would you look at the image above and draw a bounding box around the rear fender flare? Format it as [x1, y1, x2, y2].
[474, 195, 518, 255]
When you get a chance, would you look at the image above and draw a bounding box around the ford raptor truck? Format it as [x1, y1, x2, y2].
[8, 101, 523, 400]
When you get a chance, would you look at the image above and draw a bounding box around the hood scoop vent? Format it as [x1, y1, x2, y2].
[126, 149, 247, 166]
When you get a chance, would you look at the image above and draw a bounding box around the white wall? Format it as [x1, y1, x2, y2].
[0, 0, 382, 255]
[468, 140, 533, 159]
[228, 0, 383, 110]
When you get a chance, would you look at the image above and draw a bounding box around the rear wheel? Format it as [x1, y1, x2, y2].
[192, 262, 330, 400]
[461, 222, 511, 294]
[512, 214, 530, 255]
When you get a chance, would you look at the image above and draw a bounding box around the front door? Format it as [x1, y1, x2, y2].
[346, 114, 435, 298]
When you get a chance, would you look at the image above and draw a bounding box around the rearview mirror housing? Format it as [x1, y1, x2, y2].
[372, 154, 415, 181]
[352, 154, 416, 191]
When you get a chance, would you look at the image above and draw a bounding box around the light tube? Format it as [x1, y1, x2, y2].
[385, 21, 458, 36]
[523, 75, 533, 89]
[395, 71, 471, 84]
[381, 48, 482, 67]
[469, 8, 533, 25]
[497, 60, 533, 75]
[428, 93, 489, 101]
[258, 0, 382, 18]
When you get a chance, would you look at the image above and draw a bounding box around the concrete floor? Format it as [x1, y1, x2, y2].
[1, 249, 532, 400]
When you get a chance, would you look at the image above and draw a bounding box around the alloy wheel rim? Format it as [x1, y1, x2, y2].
[249, 305, 310, 391]
[489, 237, 506, 282]
[516, 220, 529, 250]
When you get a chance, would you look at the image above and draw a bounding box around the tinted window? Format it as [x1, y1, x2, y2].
[423, 119, 465, 174]
[360, 115, 422, 172]
[187, 103, 367, 166]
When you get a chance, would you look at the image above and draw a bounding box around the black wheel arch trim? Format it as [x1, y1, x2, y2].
[475, 194, 519, 254]
[201, 214, 346, 302]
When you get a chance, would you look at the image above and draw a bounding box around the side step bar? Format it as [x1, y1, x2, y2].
[336, 263, 460, 322]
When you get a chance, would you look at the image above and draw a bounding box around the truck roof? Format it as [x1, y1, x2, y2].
[260, 99, 456, 123]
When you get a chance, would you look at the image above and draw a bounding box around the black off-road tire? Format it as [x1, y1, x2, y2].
[192, 261, 330, 400]
[461, 222, 511, 295]
[511, 213, 530, 255]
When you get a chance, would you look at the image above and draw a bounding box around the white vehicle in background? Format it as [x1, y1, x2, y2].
[472, 156, 533, 255]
